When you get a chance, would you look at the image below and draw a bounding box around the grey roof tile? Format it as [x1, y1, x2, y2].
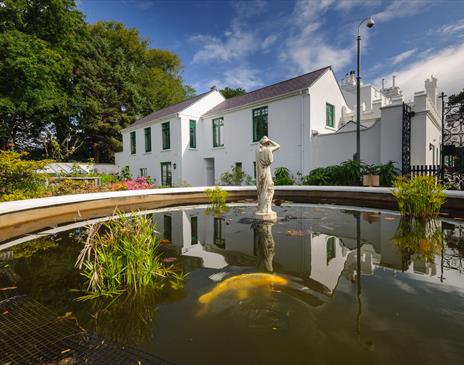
[204, 66, 330, 116]
[130, 90, 213, 128]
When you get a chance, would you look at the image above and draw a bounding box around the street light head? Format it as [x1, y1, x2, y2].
[366, 17, 375, 28]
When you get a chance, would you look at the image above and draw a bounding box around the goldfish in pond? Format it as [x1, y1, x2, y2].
[198, 273, 288, 305]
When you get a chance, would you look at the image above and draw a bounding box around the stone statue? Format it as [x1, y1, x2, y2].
[255, 221, 276, 272]
[255, 136, 280, 221]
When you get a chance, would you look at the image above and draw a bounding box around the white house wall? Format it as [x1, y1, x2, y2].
[116, 116, 182, 184]
[200, 93, 310, 185]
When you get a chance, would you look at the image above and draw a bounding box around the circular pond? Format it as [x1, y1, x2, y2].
[1, 203, 464, 365]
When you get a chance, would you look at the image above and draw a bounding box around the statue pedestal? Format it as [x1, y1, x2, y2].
[255, 211, 277, 222]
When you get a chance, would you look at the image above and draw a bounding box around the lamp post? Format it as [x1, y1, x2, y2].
[355, 16, 375, 164]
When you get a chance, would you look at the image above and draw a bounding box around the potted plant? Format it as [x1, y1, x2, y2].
[362, 164, 380, 187]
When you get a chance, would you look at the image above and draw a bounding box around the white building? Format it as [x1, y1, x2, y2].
[115, 66, 442, 186]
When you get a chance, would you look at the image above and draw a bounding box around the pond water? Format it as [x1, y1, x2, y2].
[1, 204, 464, 365]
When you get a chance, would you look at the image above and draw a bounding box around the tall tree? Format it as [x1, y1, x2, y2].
[0, 1, 194, 162]
[220, 87, 247, 99]
[74, 21, 193, 162]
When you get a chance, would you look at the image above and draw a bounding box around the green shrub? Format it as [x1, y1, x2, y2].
[392, 176, 446, 219]
[100, 173, 120, 185]
[220, 165, 253, 186]
[302, 160, 366, 186]
[373, 161, 400, 187]
[302, 167, 330, 185]
[75, 212, 185, 300]
[119, 165, 132, 180]
[273, 167, 295, 185]
[0, 150, 50, 201]
[205, 186, 229, 214]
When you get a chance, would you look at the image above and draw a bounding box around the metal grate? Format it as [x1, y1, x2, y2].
[0, 291, 173, 365]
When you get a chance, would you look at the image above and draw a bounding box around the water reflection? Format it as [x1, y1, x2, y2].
[253, 221, 276, 272]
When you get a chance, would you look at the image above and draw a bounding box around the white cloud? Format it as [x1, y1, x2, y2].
[375, 43, 464, 99]
[191, 26, 256, 63]
[438, 18, 464, 35]
[281, 0, 352, 73]
[334, 0, 381, 11]
[374, 0, 429, 22]
[223, 67, 263, 90]
[232, 0, 268, 18]
[262, 34, 277, 49]
[390, 48, 417, 65]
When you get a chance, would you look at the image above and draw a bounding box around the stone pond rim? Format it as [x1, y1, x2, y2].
[1, 186, 463, 243]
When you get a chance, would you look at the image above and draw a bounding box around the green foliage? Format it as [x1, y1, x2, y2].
[0, 150, 49, 201]
[302, 160, 366, 186]
[0, 1, 194, 161]
[220, 87, 247, 99]
[205, 186, 229, 215]
[373, 161, 400, 187]
[75, 212, 185, 299]
[220, 165, 253, 186]
[302, 160, 399, 187]
[273, 167, 295, 185]
[119, 165, 132, 180]
[392, 218, 443, 268]
[392, 176, 446, 219]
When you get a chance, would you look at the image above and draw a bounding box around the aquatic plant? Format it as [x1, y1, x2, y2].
[392, 218, 443, 270]
[204, 186, 229, 215]
[392, 176, 446, 219]
[75, 212, 185, 300]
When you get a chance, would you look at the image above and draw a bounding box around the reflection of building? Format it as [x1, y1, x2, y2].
[153, 206, 449, 296]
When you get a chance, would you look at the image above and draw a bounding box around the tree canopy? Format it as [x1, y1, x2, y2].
[220, 87, 247, 99]
[0, 0, 194, 162]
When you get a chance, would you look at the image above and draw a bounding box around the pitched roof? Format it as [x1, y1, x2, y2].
[204, 66, 331, 116]
[129, 90, 214, 128]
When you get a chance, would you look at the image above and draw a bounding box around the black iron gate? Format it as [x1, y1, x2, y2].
[441, 94, 464, 189]
[402, 102, 413, 175]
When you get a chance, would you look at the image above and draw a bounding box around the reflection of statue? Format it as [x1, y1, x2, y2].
[255, 136, 280, 221]
[255, 221, 276, 272]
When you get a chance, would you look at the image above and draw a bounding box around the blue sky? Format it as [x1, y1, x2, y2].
[78, 0, 464, 99]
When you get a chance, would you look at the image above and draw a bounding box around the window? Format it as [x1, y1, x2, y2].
[161, 162, 172, 186]
[164, 215, 172, 242]
[191, 216, 198, 245]
[130, 131, 136, 154]
[213, 217, 225, 248]
[140, 168, 147, 177]
[252, 106, 268, 142]
[235, 162, 242, 170]
[326, 103, 335, 128]
[213, 118, 224, 147]
[189, 120, 197, 148]
[326, 236, 336, 265]
[144, 127, 151, 152]
[162, 122, 170, 150]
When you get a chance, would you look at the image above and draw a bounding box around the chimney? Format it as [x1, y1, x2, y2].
[392, 75, 396, 88]
[424, 75, 438, 106]
[210, 85, 217, 91]
[381, 78, 385, 90]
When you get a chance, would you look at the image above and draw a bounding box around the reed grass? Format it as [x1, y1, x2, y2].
[205, 186, 229, 215]
[392, 176, 446, 219]
[75, 212, 185, 300]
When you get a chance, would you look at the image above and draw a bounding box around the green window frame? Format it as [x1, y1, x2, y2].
[144, 127, 151, 152]
[189, 120, 196, 148]
[164, 215, 172, 242]
[326, 236, 336, 265]
[162, 122, 170, 150]
[213, 118, 224, 147]
[161, 162, 172, 187]
[130, 131, 136, 154]
[191, 216, 198, 245]
[326, 103, 335, 128]
[213, 217, 225, 248]
[252, 106, 268, 142]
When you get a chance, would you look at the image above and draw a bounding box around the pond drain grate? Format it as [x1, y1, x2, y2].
[0, 292, 173, 365]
